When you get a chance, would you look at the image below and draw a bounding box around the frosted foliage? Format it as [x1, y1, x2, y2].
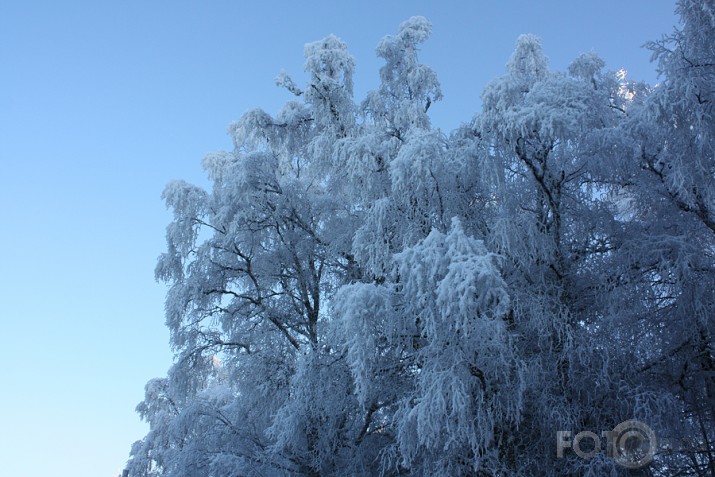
[335, 221, 522, 476]
[387, 219, 522, 475]
[638, 0, 715, 236]
[389, 132, 446, 240]
[128, 6, 715, 477]
[335, 132, 396, 201]
[304, 34, 354, 96]
[615, 4, 715, 474]
[335, 283, 394, 406]
[482, 62, 605, 145]
[481, 35, 554, 139]
[351, 130, 452, 280]
[158, 181, 207, 261]
[275, 69, 303, 97]
[375, 16, 441, 105]
[352, 197, 394, 278]
[303, 34, 355, 136]
[268, 349, 360, 475]
[506, 34, 549, 84]
[568, 52, 605, 81]
[364, 16, 442, 134]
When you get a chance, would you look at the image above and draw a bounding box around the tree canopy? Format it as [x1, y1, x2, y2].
[126, 3, 715, 475]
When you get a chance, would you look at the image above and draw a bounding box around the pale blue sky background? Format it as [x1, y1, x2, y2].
[0, 2, 677, 476]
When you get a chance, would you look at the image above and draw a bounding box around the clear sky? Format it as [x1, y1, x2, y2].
[0, 1, 677, 476]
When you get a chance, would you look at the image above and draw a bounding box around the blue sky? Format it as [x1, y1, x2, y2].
[0, 2, 677, 476]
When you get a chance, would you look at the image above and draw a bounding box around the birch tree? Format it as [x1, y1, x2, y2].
[125, 4, 714, 476]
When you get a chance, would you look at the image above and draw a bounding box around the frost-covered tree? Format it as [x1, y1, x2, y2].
[126, 4, 713, 476]
[608, 1, 715, 474]
[335, 219, 522, 476]
[127, 32, 362, 477]
[344, 16, 449, 281]
[465, 33, 657, 475]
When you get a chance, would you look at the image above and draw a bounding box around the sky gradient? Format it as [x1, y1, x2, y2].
[0, 2, 677, 476]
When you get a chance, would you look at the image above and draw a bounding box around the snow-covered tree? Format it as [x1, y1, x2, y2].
[608, 1, 715, 474]
[466, 32, 654, 475]
[333, 219, 523, 476]
[126, 3, 713, 476]
[127, 31, 361, 477]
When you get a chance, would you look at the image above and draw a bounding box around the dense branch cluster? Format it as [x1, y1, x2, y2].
[126, 2, 715, 475]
